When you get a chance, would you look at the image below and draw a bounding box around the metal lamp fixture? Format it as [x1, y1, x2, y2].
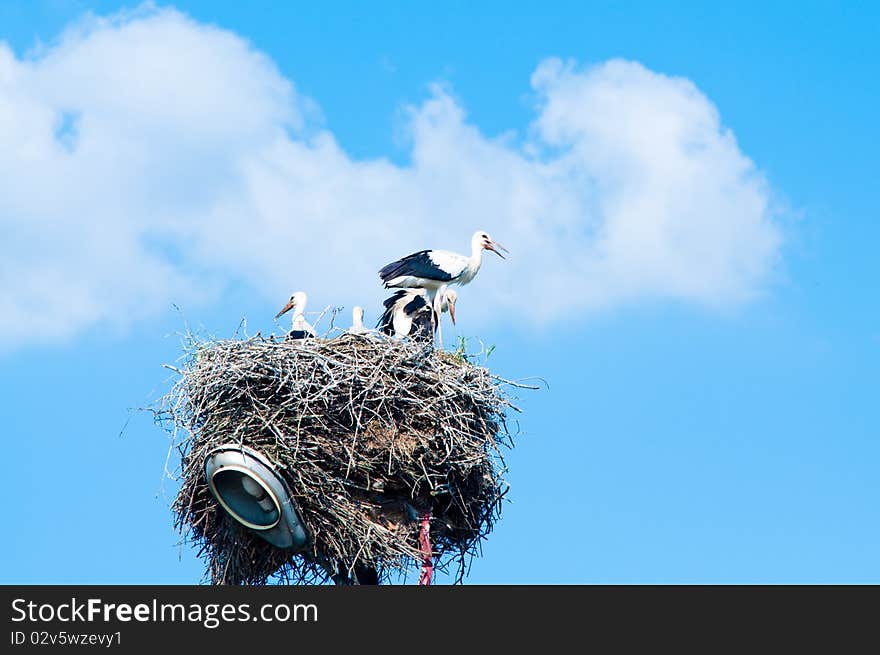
[205, 444, 310, 550]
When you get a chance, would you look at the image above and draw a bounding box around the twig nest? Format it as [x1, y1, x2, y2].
[159, 334, 516, 584]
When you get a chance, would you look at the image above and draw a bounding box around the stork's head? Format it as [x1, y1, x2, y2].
[352, 306, 365, 324]
[473, 230, 509, 259]
[275, 291, 307, 319]
[443, 289, 457, 325]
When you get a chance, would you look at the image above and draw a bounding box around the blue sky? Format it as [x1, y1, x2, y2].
[1, 1, 878, 583]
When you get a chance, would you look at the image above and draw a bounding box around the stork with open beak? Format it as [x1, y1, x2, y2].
[274, 291, 316, 339]
[378, 230, 507, 302]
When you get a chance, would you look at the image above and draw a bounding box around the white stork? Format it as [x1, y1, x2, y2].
[274, 291, 316, 339]
[347, 306, 372, 336]
[378, 231, 507, 300]
[378, 286, 457, 347]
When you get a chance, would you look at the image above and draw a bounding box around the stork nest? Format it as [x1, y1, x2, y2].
[156, 333, 520, 585]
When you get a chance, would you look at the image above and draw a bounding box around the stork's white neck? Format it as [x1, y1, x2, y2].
[457, 236, 484, 285]
[291, 305, 306, 330]
[470, 234, 484, 263]
[291, 292, 307, 320]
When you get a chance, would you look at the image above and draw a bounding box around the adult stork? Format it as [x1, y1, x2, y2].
[378, 286, 457, 347]
[347, 306, 372, 336]
[274, 291, 316, 340]
[378, 231, 507, 300]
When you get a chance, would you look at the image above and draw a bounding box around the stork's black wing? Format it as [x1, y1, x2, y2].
[377, 300, 397, 335]
[409, 308, 436, 343]
[378, 250, 454, 286]
[403, 294, 429, 315]
[377, 290, 432, 337]
[382, 289, 412, 310]
[403, 293, 435, 342]
[378, 290, 408, 334]
[285, 330, 314, 341]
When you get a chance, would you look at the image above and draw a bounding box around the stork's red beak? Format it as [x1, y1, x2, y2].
[449, 301, 456, 325]
[487, 240, 509, 259]
[275, 300, 295, 319]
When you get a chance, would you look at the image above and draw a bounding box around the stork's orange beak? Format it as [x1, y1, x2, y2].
[487, 240, 509, 259]
[275, 300, 295, 319]
[449, 300, 456, 325]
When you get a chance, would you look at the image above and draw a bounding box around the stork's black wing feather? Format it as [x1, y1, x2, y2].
[377, 290, 432, 337]
[378, 290, 408, 334]
[378, 250, 454, 285]
[403, 294, 429, 315]
[410, 310, 436, 343]
[377, 301, 396, 335]
[382, 289, 411, 310]
[404, 294, 435, 342]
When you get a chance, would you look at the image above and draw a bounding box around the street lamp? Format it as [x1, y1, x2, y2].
[205, 444, 310, 550]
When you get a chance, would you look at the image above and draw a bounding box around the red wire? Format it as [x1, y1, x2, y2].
[418, 511, 433, 586]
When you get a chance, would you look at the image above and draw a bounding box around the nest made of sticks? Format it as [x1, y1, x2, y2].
[156, 333, 520, 585]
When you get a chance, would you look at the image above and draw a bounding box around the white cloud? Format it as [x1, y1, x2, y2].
[0, 6, 781, 349]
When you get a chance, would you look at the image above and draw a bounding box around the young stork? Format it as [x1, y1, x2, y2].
[347, 306, 372, 336]
[274, 291, 316, 340]
[378, 286, 457, 347]
[378, 230, 507, 300]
